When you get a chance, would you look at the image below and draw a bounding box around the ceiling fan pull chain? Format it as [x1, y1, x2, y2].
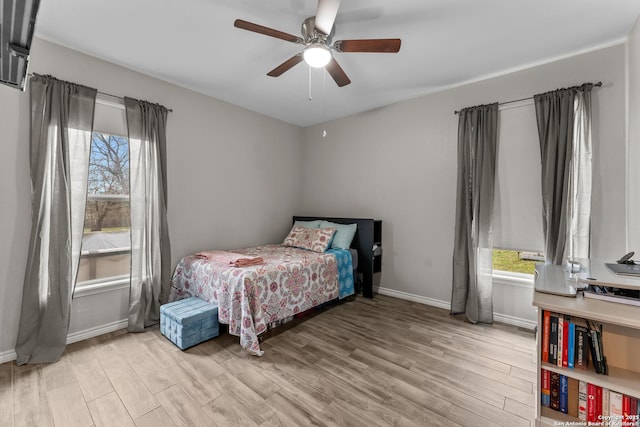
[308, 66, 313, 100]
[322, 69, 327, 138]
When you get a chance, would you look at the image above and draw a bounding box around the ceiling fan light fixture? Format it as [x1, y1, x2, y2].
[303, 44, 332, 68]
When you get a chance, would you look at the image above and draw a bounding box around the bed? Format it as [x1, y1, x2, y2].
[168, 217, 368, 355]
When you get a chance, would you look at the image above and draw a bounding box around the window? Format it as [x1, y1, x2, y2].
[492, 101, 545, 281]
[493, 101, 544, 253]
[492, 249, 542, 276]
[76, 132, 130, 288]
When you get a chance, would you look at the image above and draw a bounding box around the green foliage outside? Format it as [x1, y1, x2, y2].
[492, 249, 537, 275]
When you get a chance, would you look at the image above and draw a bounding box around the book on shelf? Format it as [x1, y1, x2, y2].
[550, 371, 560, 411]
[558, 316, 564, 367]
[578, 380, 587, 421]
[587, 331, 599, 374]
[562, 316, 570, 368]
[541, 368, 551, 407]
[575, 325, 589, 370]
[587, 383, 597, 422]
[560, 374, 569, 414]
[542, 310, 550, 363]
[586, 320, 608, 375]
[610, 391, 623, 427]
[568, 377, 579, 418]
[623, 395, 631, 421]
[550, 314, 559, 366]
[602, 388, 610, 418]
[568, 319, 576, 369]
[549, 313, 558, 365]
[595, 323, 608, 376]
[596, 386, 603, 422]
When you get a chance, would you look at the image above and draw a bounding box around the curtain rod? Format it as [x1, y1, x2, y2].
[28, 73, 173, 112]
[453, 81, 602, 115]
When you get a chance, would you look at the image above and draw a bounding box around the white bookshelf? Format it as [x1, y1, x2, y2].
[533, 266, 640, 427]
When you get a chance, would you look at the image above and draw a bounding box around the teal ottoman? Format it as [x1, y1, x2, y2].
[160, 297, 219, 350]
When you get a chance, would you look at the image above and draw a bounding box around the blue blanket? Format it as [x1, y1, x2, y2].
[327, 248, 355, 299]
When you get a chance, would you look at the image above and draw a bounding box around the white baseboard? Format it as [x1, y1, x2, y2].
[376, 286, 452, 310]
[66, 318, 128, 345]
[0, 349, 17, 364]
[0, 319, 128, 364]
[376, 286, 536, 330]
[493, 312, 537, 330]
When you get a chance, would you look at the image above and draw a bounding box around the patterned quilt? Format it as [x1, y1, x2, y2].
[169, 244, 354, 355]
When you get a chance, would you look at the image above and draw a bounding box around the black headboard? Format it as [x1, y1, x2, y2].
[292, 216, 378, 298]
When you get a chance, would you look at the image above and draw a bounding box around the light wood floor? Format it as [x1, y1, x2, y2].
[0, 295, 537, 427]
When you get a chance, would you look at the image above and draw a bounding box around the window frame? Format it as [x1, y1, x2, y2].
[74, 274, 130, 298]
[75, 102, 131, 295]
[492, 248, 540, 286]
[492, 269, 534, 288]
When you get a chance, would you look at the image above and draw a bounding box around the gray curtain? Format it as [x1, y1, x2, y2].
[15, 75, 96, 364]
[125, 97, 171, 332]
[451, 103, 498, 324]
[534, 84, 593, 264]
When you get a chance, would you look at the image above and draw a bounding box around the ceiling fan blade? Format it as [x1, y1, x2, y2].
[267, 54, 304, 77]
[234, 19, 303, 44]
[315, 0, 341, 35]
[334, 39, 401, 53]
[325, 58, 351, 87]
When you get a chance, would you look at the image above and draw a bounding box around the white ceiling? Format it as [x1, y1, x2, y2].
[35, 0, 640, 127]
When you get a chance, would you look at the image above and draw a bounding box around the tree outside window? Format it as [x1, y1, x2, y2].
[78, 133, 130, 284]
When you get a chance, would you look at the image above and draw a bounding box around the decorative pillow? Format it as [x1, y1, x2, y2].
[293, 219, 322, 229]
[283, 225, 336, 253]
[320, 221, 357, 249]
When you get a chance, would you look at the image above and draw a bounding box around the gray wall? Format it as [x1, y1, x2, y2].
[628, 16, 640, 251]
[0, 38, 302, 359]
[301, 44, 628, 305]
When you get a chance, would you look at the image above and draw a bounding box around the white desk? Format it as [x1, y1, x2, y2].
[533, 263, 584, 296]
[534, 259, 640, 297]
[574, 259, 640, 290]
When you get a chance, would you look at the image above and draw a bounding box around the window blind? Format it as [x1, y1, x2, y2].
[93, 95, 126, 136]
[492, 101, 544, 252]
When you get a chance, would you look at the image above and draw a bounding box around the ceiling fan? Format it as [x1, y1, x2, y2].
[233, 0, 401, 87]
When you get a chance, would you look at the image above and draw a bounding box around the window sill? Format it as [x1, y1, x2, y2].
[74, 275, 130, 298]
[492, 270, 534, 288]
